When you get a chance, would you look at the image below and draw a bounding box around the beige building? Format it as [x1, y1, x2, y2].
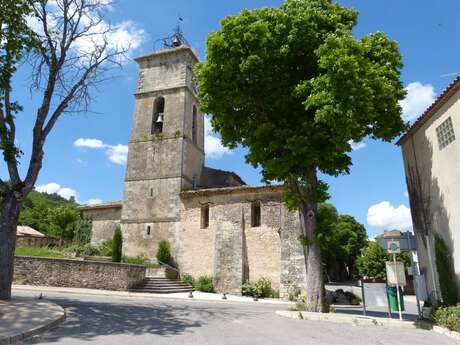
[398, 76, 460, 301]
[81, 44, 306, 297]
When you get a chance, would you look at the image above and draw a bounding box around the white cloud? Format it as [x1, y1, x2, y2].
[348, 140, 366, 151]
[367, 201, 413, 231]
[36, 183, 77, 201]
[27, 1, 145, 65]
[74, 138, 128, 165]
[404, 191, 409, 198]
[85, 198, 103, 205]
[204, 116, 232, 159]
[106, 144, 128, 165]
[74, 138, 105, 149]
[399, 82, 436, 121]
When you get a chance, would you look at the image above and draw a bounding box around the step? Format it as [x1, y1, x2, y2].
[130, 288, 193, 294]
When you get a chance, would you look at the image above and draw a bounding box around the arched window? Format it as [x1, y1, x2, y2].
[192, 105, 197, 144]
[152, 97, 165, 134]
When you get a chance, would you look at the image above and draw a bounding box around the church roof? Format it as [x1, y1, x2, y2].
[199, 167, 246, 189]
[181, 184, 283, 198]
[79, 200, 122, 211]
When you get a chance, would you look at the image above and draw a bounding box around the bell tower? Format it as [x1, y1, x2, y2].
[121, 44, 204, 259]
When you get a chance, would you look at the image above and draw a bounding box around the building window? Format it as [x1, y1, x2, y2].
[192, 105, 197, 144]
[251, 201, 261, 227]
[436, 117, 455, 150]
[201, 204, 209, 229]
[152, 97, 165, 134]
[146, 226, 151, 235]
[150, 188, 154, 197]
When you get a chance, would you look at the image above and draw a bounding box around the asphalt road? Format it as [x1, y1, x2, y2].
[14, 291, 457, 345]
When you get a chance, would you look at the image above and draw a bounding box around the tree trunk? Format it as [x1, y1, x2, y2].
[0, 194, 20, 300]
[291, 167, 324, 312]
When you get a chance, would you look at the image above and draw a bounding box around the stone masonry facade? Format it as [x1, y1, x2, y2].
[80, 45, 307, 298]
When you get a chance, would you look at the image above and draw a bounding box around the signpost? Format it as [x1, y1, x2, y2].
[387, 240, 403, 320]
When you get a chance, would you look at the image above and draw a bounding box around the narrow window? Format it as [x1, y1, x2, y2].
[150, 188, 154, 197]
[192, 105, 197, 144]
[201, 204, 209, 229]
[152, 97, 165, 134]
[251, 201, 261, 227]
[146, 226, 151, 235]
[436, 116, 456, 150]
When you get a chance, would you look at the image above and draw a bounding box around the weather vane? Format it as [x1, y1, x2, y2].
[154, 16, 190, 50]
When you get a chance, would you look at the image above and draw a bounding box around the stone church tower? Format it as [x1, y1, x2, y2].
[121, 46, 204, 258]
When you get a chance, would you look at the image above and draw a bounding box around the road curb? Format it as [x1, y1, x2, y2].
[276, 310, 420, 329]
[13, 285, 293, 306]
[0, 300, 66, 345]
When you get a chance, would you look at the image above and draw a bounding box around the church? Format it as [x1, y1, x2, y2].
[80, 43, 306, 297]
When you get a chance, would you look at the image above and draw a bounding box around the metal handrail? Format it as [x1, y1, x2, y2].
[157, 260, 180, 278]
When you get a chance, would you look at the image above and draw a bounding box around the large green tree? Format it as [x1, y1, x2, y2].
[197, 0, 406, 311]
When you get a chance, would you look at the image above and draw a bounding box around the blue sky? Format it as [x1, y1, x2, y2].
[4, 0, 460, 238]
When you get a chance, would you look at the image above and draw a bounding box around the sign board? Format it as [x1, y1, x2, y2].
[414, 274, 428, 301]
[386, 261, 406, 287]
[387, 240, 401, 254]
[362, 282, 388, 308]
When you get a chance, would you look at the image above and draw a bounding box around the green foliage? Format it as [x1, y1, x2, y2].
[241, 277, 273, 298]
[15, 246, 65, 258]
[433, 305, 460, 332]
[0, 0, 37, 164]
[19, 190, 80, 239]
[73, 218, 92, 248]
[98, 238, 113, 257]
[195, 276, 214, 293]
[182, 274, 195, 287]
[197, 0, 406, 206]
[435, 235, 459, 306]
[122, 255, 159, 268]
[314, 203, 367, 279]
[356, 241, 411, 279]
[156, 240, 172, 264]
[112, 227, 122, 263]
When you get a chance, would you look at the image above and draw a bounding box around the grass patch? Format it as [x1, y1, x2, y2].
[15, 246, 65, 258]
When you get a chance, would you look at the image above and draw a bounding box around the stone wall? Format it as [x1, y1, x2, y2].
[14, 256, 145, 291]
[81, 204, 122, 247]
[16, 237, 71, 248]
[180, 186, 305, 297]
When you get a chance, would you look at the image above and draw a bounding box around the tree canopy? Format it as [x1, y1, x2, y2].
[19, 190, 80, 240]
[197, 0, 407, 311]
[317, 204, 367, 281]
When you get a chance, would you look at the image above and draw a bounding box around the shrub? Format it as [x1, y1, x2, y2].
[435, 235, 458, 306]
[288, 285, 302, 301]
[433, 305, 460, 332]
[241, 278, 273, 298]
[156, 240, 171, 264]
[112, 227, 123, 262]
[122, 255, 159, 268]
[182, 273, 195, 287]
[195, 276, 214, 292]
[294, 295, 306, 311]
[99, 239, 113, 257]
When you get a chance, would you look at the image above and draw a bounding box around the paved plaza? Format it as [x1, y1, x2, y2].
[11, 291, 457, 345]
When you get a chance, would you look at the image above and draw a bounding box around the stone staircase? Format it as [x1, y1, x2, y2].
[130, 277, 193, 294]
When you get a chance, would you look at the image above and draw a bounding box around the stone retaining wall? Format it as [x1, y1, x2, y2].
[14, 256, 145, 291]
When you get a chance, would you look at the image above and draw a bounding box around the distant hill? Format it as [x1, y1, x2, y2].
[19, 190, 80, 239]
